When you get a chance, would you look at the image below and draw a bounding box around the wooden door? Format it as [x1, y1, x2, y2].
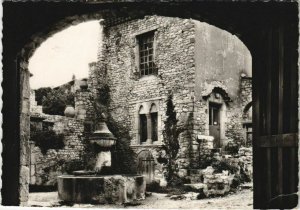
[253, 18, 298, 208]
[209, 103, 221, 148]
[137, 150, 155, 184]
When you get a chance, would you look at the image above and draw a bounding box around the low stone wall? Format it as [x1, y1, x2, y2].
[30, 117, 86, 186]
[184, 147, 252, 197]
[58, 174, 146, 204]
[74, 89, 94, 121]
[238, 147, 252, 180]
[202, 167, 234, 197]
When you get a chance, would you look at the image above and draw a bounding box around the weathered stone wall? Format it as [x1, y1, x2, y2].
[74, 89, 94, 121]
[29, 89, 90, 186]
[30, 116, 86, 186]
[240, 77, 252, 108]
[97, 16, 196, 180]
[185, 147, 252, 196]
[238, 147, 252, 180]
[20, 64, 31, 206]
[225, 76, 252, 146]
[30, 90, 43, 114]
[193, 20, 252, 100]
[101, 16, 196, 136]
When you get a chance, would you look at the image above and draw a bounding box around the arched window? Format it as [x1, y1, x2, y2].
[139, 106, 147, 143]
[150, 104, 158, 142]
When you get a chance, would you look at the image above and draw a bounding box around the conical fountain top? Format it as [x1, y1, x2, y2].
[89, 118, 116, 148]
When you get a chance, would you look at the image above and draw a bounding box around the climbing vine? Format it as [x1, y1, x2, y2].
[31, 130, 64, 155]
[93, 84, 137, 174]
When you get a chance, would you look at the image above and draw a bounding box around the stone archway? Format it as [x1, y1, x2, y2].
[17, 15, 105, 206]
[2, 2, 298, 208]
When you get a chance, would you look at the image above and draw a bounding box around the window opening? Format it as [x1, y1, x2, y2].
[209, 103, 220, 125]
[138, 31, 155, 76]
[140, 114, 147, 143]
[151, 112, 158, 141]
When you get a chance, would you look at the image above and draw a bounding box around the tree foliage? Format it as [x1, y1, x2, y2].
[162, 94, 184, 186]
[42, 88, 74, 115]
[31, 130, 65, 155]
[35, 87, 52, 105]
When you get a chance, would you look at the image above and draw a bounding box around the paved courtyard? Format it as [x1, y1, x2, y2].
[28, 188, 253, 209]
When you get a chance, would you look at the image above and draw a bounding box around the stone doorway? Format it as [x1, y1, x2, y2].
[137, 150, 155, 184]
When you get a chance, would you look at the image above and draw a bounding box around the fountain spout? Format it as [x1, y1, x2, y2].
[88, 120, 116, 173]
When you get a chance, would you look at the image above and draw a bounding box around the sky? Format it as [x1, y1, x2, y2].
[29, 20, 101, 89]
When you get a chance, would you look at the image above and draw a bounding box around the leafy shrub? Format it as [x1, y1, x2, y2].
[97, 84, 110, 106]
[31, 130, 64, 155]
[42, 87, 75, 115]
[162, 94, 184, 186]
[63, 159, 85, 174]
[146, 181, 163, 192]
[198, 155, 214, 169]
[224, 140, 239, 155]
[34, 87, 52, 105]
[211, 159, 239, 174]
[231, 174, 242, 189]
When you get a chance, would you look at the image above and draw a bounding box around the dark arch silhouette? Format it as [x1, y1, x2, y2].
[203, 86, 232, 103]
[2, 1, 298, 208]
[244, 101, 253, 113]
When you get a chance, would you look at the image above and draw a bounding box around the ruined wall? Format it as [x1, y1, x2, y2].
[30, 116, 86, 186]
[29, 87, 93, 186]
[30, 90, 43, 114]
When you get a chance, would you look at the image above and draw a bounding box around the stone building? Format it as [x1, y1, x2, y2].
[85, 16, 252, 184]
[29, 15, 252, 187]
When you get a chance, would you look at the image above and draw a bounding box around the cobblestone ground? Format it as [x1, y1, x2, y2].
[28, 188, 253, 209]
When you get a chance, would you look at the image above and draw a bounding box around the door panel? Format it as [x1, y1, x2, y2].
[253, 17, 298, 208]
[209, 126, 220, 148]
[209, 103, 221, 148]
[137, 151, 155, 184]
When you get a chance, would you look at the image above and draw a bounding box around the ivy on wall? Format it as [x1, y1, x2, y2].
[31, 130, 64, 155]
[93, 84, 137, 174]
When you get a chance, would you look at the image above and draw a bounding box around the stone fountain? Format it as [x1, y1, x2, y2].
[57, 118, 146, 204]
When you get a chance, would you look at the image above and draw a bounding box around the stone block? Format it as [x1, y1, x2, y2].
[178, 169, 188, 178]
[19, 166, 30, 205]
[58, 174, 146, 204]
[184, 183, 206, 192]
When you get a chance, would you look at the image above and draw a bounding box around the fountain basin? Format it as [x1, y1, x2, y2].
[58, 174, 146, 204]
